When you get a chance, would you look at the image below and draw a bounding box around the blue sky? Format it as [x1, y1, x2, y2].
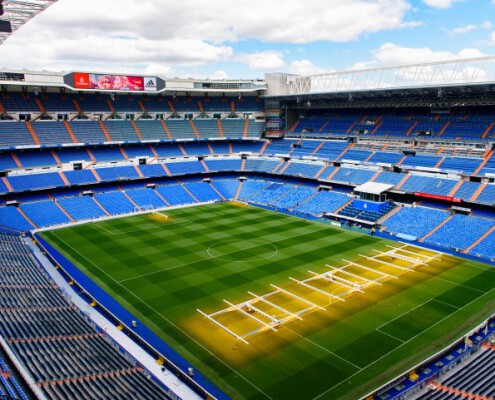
[0, 0, 493, 79]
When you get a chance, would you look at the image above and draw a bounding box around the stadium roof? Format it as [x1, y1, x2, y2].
[0, 0, 58, 45]
[354, 182, 394, 195]
[265, 57, 495, 107]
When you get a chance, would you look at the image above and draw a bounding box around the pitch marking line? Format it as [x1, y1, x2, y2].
[285, 327, 362, 371]
[118, 227, 328, 283]
[375, 328, 405, 344]
[432, 299, 459, 310]
[95, 220, 162, 236]
[119, 240, 280, 283]
[312, 285, 495, 400]
[416, 270, 487, 294]
[375, 299, 433, 331]
[94, 215, 193, 236]
[206, 239, 278, 263]
[51, 232, 274, 400]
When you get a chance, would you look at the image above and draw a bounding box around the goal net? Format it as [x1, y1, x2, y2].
[133, 204, 154, 213]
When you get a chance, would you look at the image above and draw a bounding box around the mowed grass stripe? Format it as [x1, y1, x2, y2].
[39, 203, 495, 400]
[377, 299, 458, 342]
[119, 222, 333, 283]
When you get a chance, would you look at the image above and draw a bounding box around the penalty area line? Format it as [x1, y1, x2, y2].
[375, 328, 405, 344]
[285, 327, 362, 371]
[312, 285, 495, 400]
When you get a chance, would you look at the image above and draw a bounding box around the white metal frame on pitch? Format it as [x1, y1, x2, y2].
[197, 244, 441, 344]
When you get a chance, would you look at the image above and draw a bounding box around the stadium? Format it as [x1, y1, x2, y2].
[0, 1, 495, 400]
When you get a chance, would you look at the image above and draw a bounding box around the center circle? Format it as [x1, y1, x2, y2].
[207, 239, 278, 262]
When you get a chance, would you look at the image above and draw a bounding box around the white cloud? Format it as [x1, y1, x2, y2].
[289, 59, 331, 75]
[237, 51, 285, 71]
[451, 25, 477, 35]
[236, 0, 418, 43]
[449, 21, 492, 35]
[490, 31, 495, 44]
[422, 0, 459, 8]
[481, 21, 493, 30]
[357, 43, 485, 68]
[0, 0, 420, 76]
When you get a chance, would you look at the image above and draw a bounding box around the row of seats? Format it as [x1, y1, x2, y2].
[2, 155, 495, 210]
[5, 134, 486, 179]
[0, 119, 264, 149]
[290, 107, 495, 140]
[424, 214, 495, 251]
[0, 92, 263, 114]
[263, 140, 489, 177]
[383, 206, 495, 253]
[338, 201, 396, 222]
[0, 141, 265, 172]
[417, 346, 495, 400]
[0, 355, 28, 400]
[0, 234, 170, 400]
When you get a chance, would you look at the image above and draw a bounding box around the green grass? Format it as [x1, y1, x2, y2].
[39, 203, 495, 400]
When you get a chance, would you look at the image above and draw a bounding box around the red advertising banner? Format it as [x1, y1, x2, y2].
[74, 73, 144, 91]
[414, 192, 462, 203]
[74, 73, 90, 89]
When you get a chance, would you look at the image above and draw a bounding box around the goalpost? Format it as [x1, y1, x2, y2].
[152, 211, 169, 222]
[132, 204, 171, 222]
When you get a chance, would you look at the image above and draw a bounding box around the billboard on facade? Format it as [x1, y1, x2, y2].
[74, 73, 145, 90]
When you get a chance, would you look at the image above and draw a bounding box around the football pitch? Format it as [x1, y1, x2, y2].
[39, 202, 495, 400]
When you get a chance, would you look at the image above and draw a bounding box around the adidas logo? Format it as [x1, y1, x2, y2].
[145, 79, 156, 87]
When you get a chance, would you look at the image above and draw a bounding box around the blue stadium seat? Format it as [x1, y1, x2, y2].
[57, 196, 107, 220]
[8, 172, 65, 192]
[155, 184, 196, 206]
[94, 191, 135, 215]
[135, 120, 169, 141]
[138, 164, 167, 178]
[400, 175, 457, 196]
[271, 186, 316, 209]
[281, 162, 323, 179]
[205, 159, 242, 172]
[231, 141, 264, 154]
[294, 190, 350, 215]
[164, 160, 205, 175]
[211, 180, 239, 199]
[64, 170, 98, 185]
[95, 166, 140, 181]
[425, 214, 495, 250]
[70, 121, 107, 144]
[374, 171, 405, 186]
[31, 121, 72, 145]
[126, 188, 168, 209]
[104, 121, 140, 143]
[184, 182, 222, 202]
[250, 183, 295, 204]
[0, 206, 34, 231]
[469, 229, 495, 261]
[383, 206, 450, 239]
[476, 184, 495, 205]
[20, 200, 70, 227]
[332, 167, 375, 184]
[238, 180, 271, 200]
